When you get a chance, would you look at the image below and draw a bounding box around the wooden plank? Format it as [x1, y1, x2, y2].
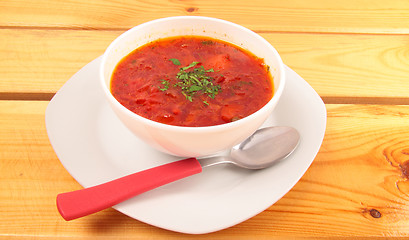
[1, 29, 408, 103]
[263, 104, 409, 237]
[1, 101, 409, 238]
[268, 33, 409, 101]
[0, 29, 119, 95]
[1, 0, 409, 34]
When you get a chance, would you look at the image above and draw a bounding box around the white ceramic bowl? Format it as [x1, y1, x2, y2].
[100, 16, 285, 157]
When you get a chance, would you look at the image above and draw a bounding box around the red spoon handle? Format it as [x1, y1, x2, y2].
[57, 157, 202, 221]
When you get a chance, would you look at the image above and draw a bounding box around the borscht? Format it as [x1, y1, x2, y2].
[110, 36, 274, 127]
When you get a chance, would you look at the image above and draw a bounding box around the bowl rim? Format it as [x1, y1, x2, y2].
[100, 16, 286, 133]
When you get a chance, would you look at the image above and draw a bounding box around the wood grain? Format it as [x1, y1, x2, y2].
[0, 29, 119, 95]
[1, 1, 409, 238]
[1, 101, 409, 238]
[1, 29, 409, 103]
[1, 0, 409, 34]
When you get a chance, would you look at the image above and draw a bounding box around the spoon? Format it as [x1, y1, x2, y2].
[57, 126, 300, 221]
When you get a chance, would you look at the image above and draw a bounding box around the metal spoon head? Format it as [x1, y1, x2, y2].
[229, 126, 300, 169]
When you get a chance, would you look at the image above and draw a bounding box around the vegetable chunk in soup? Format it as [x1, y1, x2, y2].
[111, 36, 274, 127]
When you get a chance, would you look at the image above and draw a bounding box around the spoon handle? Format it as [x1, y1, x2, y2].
[56, 158, 202, 221]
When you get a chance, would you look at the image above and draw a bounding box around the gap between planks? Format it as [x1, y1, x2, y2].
[0, 92, 55, 101]
[1, 25, 409, 36]
[321, 97, 409, 105]
[1, 92, 409, 106]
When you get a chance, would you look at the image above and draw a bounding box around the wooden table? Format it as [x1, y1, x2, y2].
[1, 1, 409, 239]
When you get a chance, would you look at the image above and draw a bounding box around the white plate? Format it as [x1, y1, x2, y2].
[46, 56, 326, 234]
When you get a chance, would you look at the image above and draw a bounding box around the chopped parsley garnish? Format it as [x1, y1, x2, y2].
[201, 40, 214, 45]
[180, 61, 199, 71]
[165, 59, 221, 103]
[158, 79, 169, 91]
[169, 58, 181, 66]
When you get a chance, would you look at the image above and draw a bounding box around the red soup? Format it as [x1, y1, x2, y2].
[111, 36, 274, 127]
